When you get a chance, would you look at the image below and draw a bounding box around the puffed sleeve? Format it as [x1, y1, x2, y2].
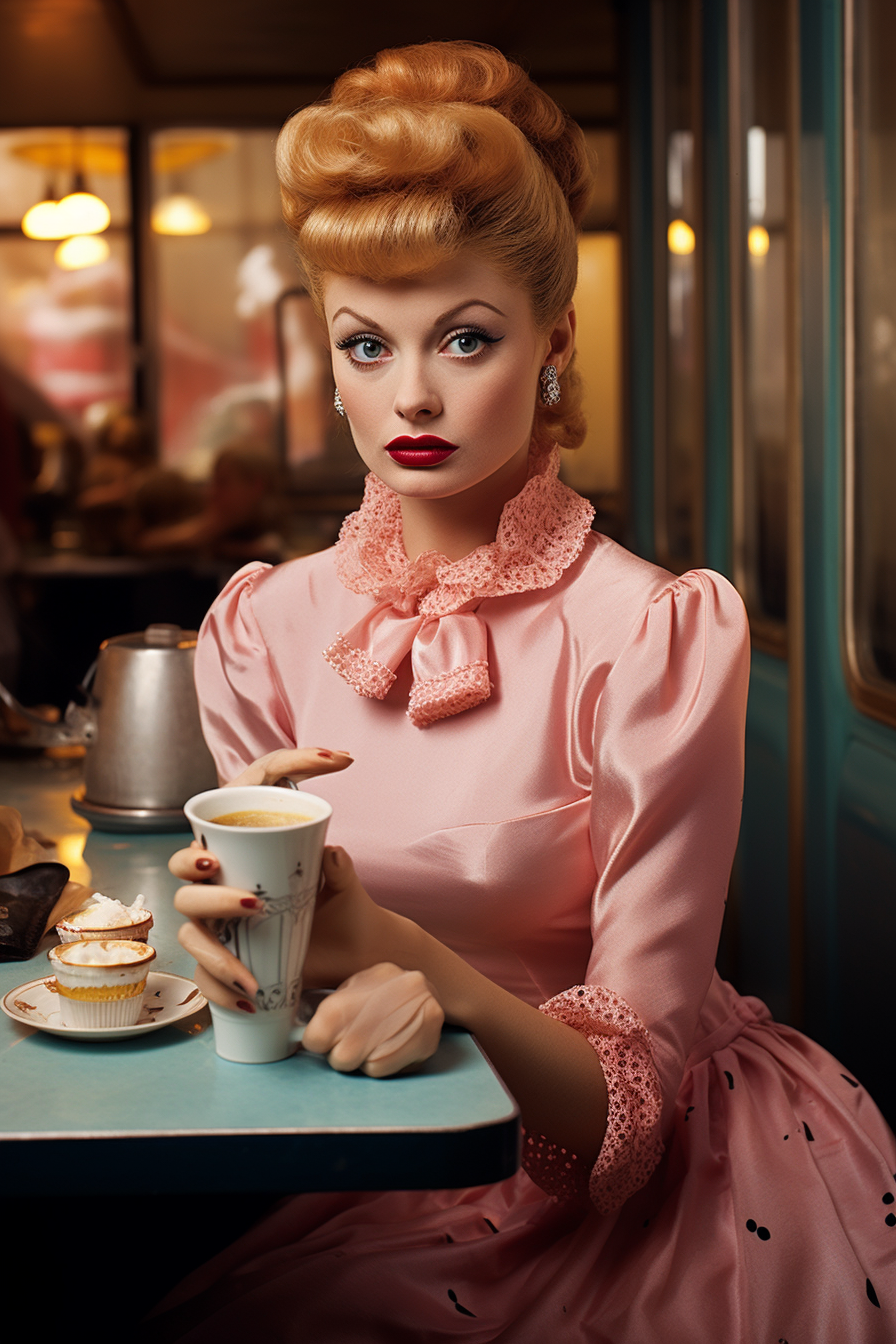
[194, 562, 296, 782]
[528, 570, 750, 1212]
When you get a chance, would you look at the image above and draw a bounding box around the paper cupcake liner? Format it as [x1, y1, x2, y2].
[54, 985, 148, 1028]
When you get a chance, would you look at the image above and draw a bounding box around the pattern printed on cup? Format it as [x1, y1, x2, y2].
[216, 861, 317, 1011]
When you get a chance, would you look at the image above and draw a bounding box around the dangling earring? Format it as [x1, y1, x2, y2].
[334, 388, 345, 417]
[540, 364, 561, 407]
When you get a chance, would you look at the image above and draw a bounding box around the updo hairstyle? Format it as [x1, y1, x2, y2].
[275, 41, 592, 449]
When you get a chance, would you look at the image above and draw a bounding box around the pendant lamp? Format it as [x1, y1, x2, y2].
[54, 234, 111, 270]
[54, 175, 111, 236]
[151, 191, 211, 236]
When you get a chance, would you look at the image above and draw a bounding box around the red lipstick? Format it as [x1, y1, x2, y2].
[385, 435, 458, 467]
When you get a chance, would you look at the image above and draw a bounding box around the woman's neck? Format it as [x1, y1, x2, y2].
[398, 444, 530, 562]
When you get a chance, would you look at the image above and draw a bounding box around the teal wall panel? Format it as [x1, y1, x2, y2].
[702, 0, 733, 577]
[626, 0, 655, 562]
[736, 651, 790, 1021]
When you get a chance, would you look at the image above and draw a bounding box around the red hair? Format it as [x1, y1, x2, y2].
[276, 42, 592, 447]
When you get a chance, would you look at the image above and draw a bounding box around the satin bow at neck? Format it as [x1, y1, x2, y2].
[323, 443, 595, 727]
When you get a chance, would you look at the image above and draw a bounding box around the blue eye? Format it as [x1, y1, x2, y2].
[447, 332, 485, 356]
[335, 334, 388, 365]
[352, 338, 385, 363]
[443, 327, 503, 358]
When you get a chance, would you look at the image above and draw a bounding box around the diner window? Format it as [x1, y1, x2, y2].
[0, 128, 133, 431]
[151, 129, 309, 475]
[653, 0, 703, 571]
[730, 0, 791, 644]
[560, 130, 623, 538]
[848, 0, 896, 716]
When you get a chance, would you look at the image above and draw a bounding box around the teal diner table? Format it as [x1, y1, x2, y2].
[0, 755, 520, 1196]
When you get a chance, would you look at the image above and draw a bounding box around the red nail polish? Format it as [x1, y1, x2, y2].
[236, 1000, 256, 1013]
[240, 897, 261, 909]
[196, 857, 214, 871]
[317, 750, 334, 759]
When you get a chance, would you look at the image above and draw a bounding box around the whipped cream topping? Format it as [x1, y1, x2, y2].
[51, 939, 153, 966]
[67, 893, 147, 928]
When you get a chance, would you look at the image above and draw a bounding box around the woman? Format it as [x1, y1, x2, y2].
[157, 41, 896, 1342]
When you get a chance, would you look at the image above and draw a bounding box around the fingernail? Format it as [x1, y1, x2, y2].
[196, 858, 215, 872]
[330, 848, 341, 868]
[240, 897, 262, 910]
[317, 750, 334, 759]
[236, 1000, 256, 1014]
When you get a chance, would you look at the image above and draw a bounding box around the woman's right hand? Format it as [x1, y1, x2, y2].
[170, 839, 261, 1009]
[225, 746, 352, 789]
[169, 745, 352, 1011]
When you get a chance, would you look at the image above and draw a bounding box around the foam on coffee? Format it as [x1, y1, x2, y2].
[210, 810, 311, 827]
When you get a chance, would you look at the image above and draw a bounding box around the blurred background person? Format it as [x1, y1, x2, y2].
[75, 407, 153, 555]
[134, 438, 283, 564]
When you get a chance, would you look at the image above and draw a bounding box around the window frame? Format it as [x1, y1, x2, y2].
[842, 0, 896, 726]
[651, 0, 706, 574]
[728, 0, 796, 658]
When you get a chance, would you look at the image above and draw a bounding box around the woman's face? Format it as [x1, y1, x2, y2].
[322, 255, 574, 503]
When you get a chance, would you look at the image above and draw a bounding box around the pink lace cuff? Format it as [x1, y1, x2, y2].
[407, 660, 491, 727]
[323, 634, 396, 700]
[525, 985, 664, 1214]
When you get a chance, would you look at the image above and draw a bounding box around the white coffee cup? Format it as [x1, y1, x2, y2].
[183, 784, 332, 1063]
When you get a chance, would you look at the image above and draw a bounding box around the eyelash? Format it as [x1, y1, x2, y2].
[334, 326, 504, 369]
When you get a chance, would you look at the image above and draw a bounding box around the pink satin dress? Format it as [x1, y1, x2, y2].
[156, 455, 896, 1342]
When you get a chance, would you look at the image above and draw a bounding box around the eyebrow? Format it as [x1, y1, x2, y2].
[330, 299, 508, 327]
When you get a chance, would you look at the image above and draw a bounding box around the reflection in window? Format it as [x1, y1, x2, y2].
[853, 0, 896, 686]
[557, 131, 623, 538]
[560, 233, 622, 507]
[278, 289, 330, 468]
[656, 0, 702, 569]
[734, 0, 790, 628]
[151, 130, 304, 474]
[276, 287, 367, 504]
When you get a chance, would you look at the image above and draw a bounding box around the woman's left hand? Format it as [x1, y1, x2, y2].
[301, 846, 444, 1075]
[301, 845, 402, 988]
[303, 962, 444, 1077]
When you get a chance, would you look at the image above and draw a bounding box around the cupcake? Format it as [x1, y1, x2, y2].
[56, 892, 153, 944]
[48, 939, 156, 1028]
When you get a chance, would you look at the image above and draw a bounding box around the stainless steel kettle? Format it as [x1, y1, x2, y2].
[69, 623, 218, 829]
[0, 623, 218, 830]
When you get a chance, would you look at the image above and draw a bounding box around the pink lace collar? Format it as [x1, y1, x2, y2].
[324, 443, 595, 726]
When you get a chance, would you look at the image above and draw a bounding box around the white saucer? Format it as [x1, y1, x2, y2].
[1, 971, 208, 1040]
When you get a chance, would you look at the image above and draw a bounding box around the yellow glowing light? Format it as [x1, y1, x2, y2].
[748, 224, 770, 258]
[667, 219, 696, 256]
[21, 199, 66, 239]
[54, 234, 111, 270]
[54, 190, 111, 236]
[151, 194, 211, 236]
